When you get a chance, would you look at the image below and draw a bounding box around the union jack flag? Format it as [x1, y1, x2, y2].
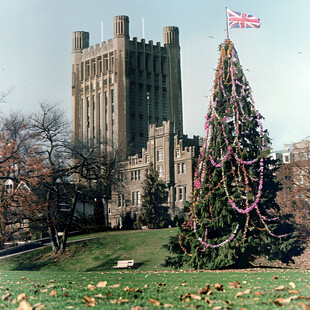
[227, 9, 261, 29]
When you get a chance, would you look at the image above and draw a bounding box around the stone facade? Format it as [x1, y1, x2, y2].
[72, 15, 183, 157]
[71, 15, 202, 228]
[108, 121, 200, 227]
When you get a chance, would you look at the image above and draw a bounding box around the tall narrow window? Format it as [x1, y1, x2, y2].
[145, 155, 150, 164]
[87, 97, 90, 143]
[86, 61, 90, 77]
[132, 192, 136, 205]
[157, 149, 163, 162]
[105, 91, 108, 138]
[179, 186, 183, 201]
[137, 191, 141, 205]
[98, 93, 101, 141]
[92, 59, 96, 76]
[81, 62, 84, 80]
[110, 54, 114, 72]
[104, 55, 108, 74]
[182, 163, 186, 174]
[92, 95, 95, 144]
[81, 98, 84, 141]
[98, 57, 102, 74]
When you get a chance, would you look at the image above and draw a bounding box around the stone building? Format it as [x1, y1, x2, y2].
[72, 15, 183, 156]
[71, 15, 201, 228]
[108, 121, 200, 227]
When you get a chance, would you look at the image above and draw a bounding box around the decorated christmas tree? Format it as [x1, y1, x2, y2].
[164, 39, 302, 269]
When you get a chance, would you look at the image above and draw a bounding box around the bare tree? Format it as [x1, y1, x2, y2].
[0, 102, 125, 253]
[29, 103, 124, 253]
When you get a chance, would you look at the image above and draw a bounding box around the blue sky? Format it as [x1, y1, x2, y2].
[0, 0, 309, 150]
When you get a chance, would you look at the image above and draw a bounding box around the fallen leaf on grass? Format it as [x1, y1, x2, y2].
[298, 302, 310, 310]
[205, 297, 212, 306]
[17, 293, 26, 302]
[229, 281, 242, 289]
[273, 296, 298, 306]
[235, 289, 251, 298]
[155, 282, 166, 286]
[131, 307, 147, 310]
[214, 283, 225, 292]
[94, 294, 106, 298]
[274, 285, 286, 291]
[180, 293, 202, 302]
[17, 300, 32, 310]
[86, 302, 96, 307]
[2, 292, 11, 301]
[149, 298, 160, 306]
[124, 286, 135, 292]
[40, 289, 48, 293]
[33, 304, 47, 310]
[190, 294, 202, 300]
[87, 284, 96, 291]
[289, 290, 299, 294]
[96, 281, 107, 288]
[198, 284, 212, 295]
[272, 276, 278, 280]
[83, 296, 96, 303]
[110, 297, 130, 304]
[289, 282, 296, 289]
[109, 284, 121, 288]
[163, 303, 173, 307]
[254, 291, 263, 296]
[49, 290, 57, 297]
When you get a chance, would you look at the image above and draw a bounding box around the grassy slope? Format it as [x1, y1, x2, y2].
[0, 228, 177, 272]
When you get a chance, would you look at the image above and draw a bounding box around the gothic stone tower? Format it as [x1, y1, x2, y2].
[72, 15, 183, 156]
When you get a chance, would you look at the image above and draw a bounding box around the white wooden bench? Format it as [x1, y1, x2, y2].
[113, 260, 134, 269]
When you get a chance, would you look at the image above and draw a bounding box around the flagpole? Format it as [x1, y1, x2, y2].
[225, 7, 230, 39]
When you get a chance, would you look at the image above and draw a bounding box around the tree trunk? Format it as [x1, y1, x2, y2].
[48, 225, 59, 253]
[104, 197, 109, 227]
[59, 183, 79, 253]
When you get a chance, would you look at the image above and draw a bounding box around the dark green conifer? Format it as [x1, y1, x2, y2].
[138, 167, 169, 229]
[164, 40, 303, 269]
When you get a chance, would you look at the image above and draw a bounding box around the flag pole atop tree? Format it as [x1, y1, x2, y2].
[225, 7, 230, 39]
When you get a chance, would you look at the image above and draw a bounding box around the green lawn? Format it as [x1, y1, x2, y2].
[0, 228, 177, 272]
[0, 269, 309, 309]
[0, 229, 309, 308]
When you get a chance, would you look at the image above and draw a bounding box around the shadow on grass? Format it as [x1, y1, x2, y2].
[86, 258, 144, 272]
[86, 256, 121, 271]
[12, 259, 51, 271]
